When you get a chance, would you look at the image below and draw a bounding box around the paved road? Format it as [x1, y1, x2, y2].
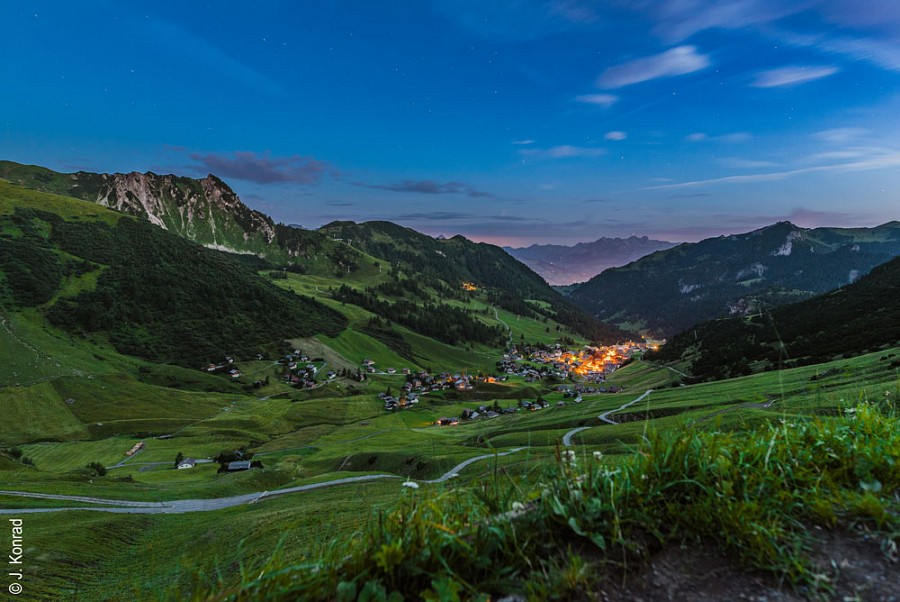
[562, 427, 591, 447]
[561, 389, 653, 445]
[0, 448, 528, 515]
[598, 389, 652, 424]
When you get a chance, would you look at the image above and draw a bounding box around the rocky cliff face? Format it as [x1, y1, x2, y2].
[91, 171, 276, 253]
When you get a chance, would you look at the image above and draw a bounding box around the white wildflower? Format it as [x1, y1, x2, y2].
[511, 501, 525, 512]
[592, 451, 603, 461]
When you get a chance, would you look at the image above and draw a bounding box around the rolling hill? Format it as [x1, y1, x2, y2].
[0, 180, 346, 366]
[318, 220, 623, 342]
[649, 255, 900, 380]
[569, 220, 900, 337]
[1, 161, 621, 345]
[505, 235, 675, 285]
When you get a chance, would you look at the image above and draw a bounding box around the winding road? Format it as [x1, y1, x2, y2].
[562, 389, 653, 446]
[0, 449, 527, 515]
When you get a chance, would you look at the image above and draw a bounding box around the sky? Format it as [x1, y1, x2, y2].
[2, 0, 900, 245]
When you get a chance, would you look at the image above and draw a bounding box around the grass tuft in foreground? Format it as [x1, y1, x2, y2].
[200, 400, 898, 601]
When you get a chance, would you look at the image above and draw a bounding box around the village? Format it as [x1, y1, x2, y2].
[196, 340, 654, 436]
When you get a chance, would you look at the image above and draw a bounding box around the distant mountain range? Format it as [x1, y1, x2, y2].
[504, 236, 675, 285]
[569, 221, 900, 338]
[650, 255, 900, 381]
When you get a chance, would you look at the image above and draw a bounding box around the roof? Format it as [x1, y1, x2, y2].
[178, 458, 197, 467]
[226, 460, 253, 471]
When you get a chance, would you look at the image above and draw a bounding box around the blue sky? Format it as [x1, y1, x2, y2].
[2, 0, 900, 244]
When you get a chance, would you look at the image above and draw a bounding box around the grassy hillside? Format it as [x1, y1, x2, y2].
[0, 181, 346, 365]
[651, 256, 900, 381]
[319, 220, 624, 343]
[570, 221, 900, 337]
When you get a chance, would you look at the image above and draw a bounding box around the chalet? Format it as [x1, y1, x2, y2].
[226, 460, 253, 472]
[228, 368, 242, 379]
[461, 409, 480, 420]
[125, 442, 145, 456]
[362, 359, 376, 366]
[485, 411, 500, 419]
[206, 363, 218, 372]
[435, 417, 456, 427]
[401, 368, 411, 375]
[557, 401, 566, 407]
[326, 371, 336, 379]
[387, 367, 397, 374]
[256, 353, 264, 360]
[177, 458, 197, 470]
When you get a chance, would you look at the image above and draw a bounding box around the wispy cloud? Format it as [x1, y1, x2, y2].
[549, 0, 600, 24]
[813, 127, 868, 143]
[640, 0, 802, 42]
[574, 93, 619, 107]
[642, 149, 900, 190]
[520, 145, 606, 159]
[189, 151, 332, 184]
[685, 131, 751, 143]
[146, 16, 284, 98]
[752, 65, 839, 87]
[605, 131, 628, 141]
[353, 179, 498, 199]
[781, 30, 900, 73]
[396, 211, 535, 222]
[512, 139, 535, 145]
[598, 45, 711, 88]
[718, 157, 779, 169]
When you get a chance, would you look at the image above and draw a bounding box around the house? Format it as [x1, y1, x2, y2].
[228, 368, 242, 379]
[226, 460, 253, 471]
[177, 458, 197, 470]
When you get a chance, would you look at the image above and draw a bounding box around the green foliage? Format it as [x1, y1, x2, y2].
[335, 285, 504, 346]
[319, 221, 622, 343]
[572, 221, 900, 337]
[209, 402, 899, 601]
[653, 256, 900, 380]
[86, 461, 107, 477]
[18, 211, 349, 365]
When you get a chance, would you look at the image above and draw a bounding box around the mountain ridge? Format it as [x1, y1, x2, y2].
[504, 235, 676, 285]
[569, 219, 900, 337]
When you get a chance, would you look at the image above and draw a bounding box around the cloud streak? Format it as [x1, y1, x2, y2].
[752, 65, 839, 87]
[354, 179, 498, 199]
[642, 150, 900, 190]
[598, 45, 710, 88]
[575, 93, 619, 107]
[520, 145, 606, 159]
[189, 151, 332, 184]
